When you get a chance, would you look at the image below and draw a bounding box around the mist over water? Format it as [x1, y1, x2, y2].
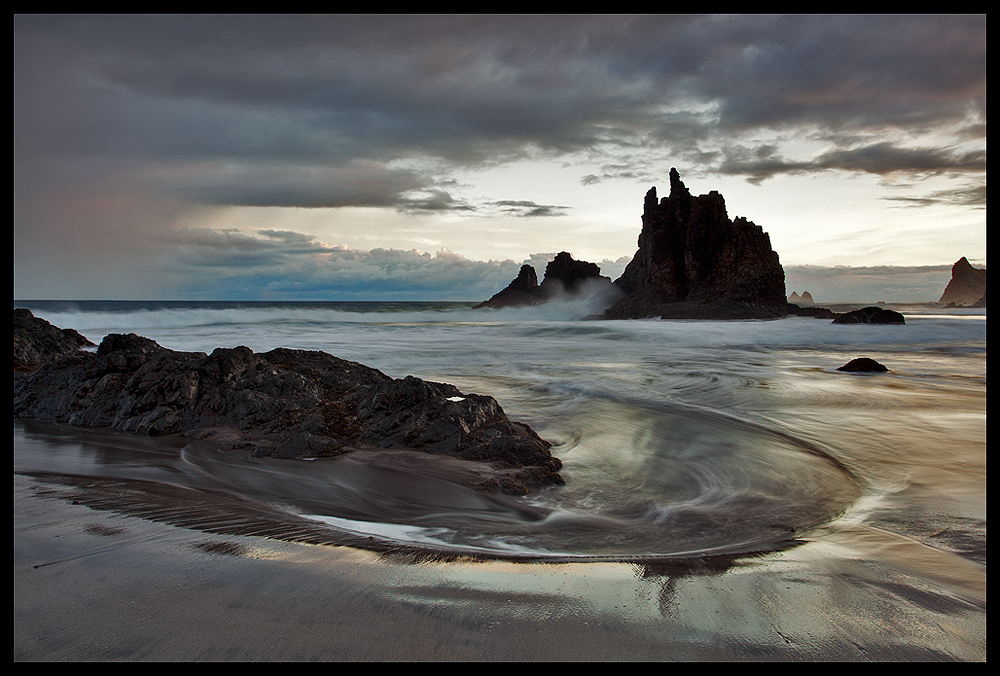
[13, 300, 986, 566]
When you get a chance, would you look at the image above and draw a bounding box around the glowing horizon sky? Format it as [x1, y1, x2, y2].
[14, 15, 985, 302]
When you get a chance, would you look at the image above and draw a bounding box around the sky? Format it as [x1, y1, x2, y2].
[14, 14, 986, 303]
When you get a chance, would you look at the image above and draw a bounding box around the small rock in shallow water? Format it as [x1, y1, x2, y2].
[831, 306, 905, 324]
[837, 357, 888, 372]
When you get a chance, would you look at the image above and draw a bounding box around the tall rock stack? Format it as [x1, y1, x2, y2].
[938, 257, 986, 307]
[602, 169, 787, 319]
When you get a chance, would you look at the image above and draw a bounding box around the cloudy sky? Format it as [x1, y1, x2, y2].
[14, 14, 985, 302]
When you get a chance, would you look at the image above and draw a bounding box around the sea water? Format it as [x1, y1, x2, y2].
[13, 300, 986, 567]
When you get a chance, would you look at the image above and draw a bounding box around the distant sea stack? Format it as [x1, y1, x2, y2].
[602, 169, 786, 320]
[788, 291, 814, 306]
[938, 257, 986, 307]
[475, 252, 615, 309]
[473, 264, 540, 309]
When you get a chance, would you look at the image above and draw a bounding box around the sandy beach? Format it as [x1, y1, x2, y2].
[14, 464, 985, 661]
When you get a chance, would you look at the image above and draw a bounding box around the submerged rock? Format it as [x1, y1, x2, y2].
[602, 169, 787, 320]
[14, 314, 563, 495]
[786, 304, 840, 320]
[831, 306, 905, 325]
[475, 252, 615, 309]
[837, 358, 888, 372]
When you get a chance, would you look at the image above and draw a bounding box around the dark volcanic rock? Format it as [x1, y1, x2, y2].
[475, 252, 615, 309]
[14, 318, 563, 495]
[831, 306, 906, 325]
[536, 251, 613, 300]
[786, 303, 840, 320]
[837, 357, 889, 372]
[938, 257, 986, 307]
[14, 308, 95, 375]
[474, 264, 539, 308]
[602, 169, 787, 319]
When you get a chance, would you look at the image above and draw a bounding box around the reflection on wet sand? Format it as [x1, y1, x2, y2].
[14, 467, 985, 661]
[14, 395, 861, 564]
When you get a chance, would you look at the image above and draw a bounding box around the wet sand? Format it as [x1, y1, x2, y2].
[14, 469, 985, 661]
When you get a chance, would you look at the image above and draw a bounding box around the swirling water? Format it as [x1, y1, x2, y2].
[13, 300, 986, 567]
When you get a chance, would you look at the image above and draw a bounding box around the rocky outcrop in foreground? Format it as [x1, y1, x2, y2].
[601, 169, 787, 320]
[938, 257, 986, 307]
[14, 312, 563, 495]
[14, 308, 95, 377]
[475, 252, 616, 309]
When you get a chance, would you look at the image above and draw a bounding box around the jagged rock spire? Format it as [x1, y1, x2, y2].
[604, 168, 787, 319]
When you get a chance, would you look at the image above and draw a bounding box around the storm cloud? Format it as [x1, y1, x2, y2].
[14, 14, 985, 300]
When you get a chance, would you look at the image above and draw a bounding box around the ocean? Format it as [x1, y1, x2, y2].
[13, 299, 986, 660]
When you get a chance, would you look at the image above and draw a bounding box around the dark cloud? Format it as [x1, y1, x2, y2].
[13, 15, 986, 299]
[488, 200, 570, 218]
[16, 14, 985, 206]
[676, 14, 985, 133]
[717, 141, 987, 185]
[814, 143, 985, 178]
[881, 181, 986, 210]
[579, 162, 657, 186]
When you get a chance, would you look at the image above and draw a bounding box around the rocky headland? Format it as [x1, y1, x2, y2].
[475, 251, 616, 309]
[938, 257, 986, 307]
[600, 169, 787, 320]
[13, 309, 563, 495]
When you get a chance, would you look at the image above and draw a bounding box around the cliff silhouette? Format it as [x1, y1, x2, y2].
[601, 168, 786, 319]
[474, 252, 615, 309]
